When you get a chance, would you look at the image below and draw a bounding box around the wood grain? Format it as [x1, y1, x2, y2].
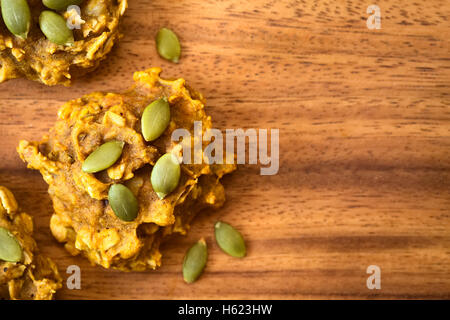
[0, 0, 449, 299]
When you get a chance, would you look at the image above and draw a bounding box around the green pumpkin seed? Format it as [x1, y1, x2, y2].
[82, 140, 125, 173]
[183, 238, 207, 284]
[0, 227, 23, 262]
[108, 184, 139, 222]
[141, 98, 170, 142]
[43, 0, 83, 11]
[156, 28, 181, 63]
[39, 10, 74, 46]
[151, 153, 181, 199]
[0, 0, 31, 39]
[214, 221, 246, 258]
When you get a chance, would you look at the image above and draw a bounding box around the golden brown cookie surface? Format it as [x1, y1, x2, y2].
[0, 0, 127, 86]
[0, 186, 62, 300]
[18, 68, 236, 271]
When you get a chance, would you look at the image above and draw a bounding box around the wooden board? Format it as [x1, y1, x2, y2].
[0, 0, 449, 299]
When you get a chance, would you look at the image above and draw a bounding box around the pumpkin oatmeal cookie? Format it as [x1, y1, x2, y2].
[0, 186, 62, 300]
[0, 0, 127, 86]
[17, 68, 235, 271]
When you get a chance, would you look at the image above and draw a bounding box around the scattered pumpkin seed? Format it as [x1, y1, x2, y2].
[43, 0, 83, 11]
[108, 184, 139, 222]
[82, 140, 125, 173]
[156, 28, 181, 63]
[39, 10, 74, 46]
[183, 238, 207, 284]
[214, 221, 246, 258]
[0, 0, 31, 39]
[141, 98, 171, 142]
[151, 153, 181, 199]
[0, 227, 23, 262]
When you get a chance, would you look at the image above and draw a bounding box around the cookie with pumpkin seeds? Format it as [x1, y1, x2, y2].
[0, 186, 62, 300]
[0, 0, 127, 86]
[17, 68, 236, 271]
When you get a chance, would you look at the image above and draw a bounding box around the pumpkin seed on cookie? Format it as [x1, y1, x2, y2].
[0, 227, 23, 262]
[108, 184, 139, 222]
[1, 0, 31, 39]
[141, 98, 170, 142]
[39, 10, 75, 46]
[82, 140, 125, 173]
[151, 153, 181, 199]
